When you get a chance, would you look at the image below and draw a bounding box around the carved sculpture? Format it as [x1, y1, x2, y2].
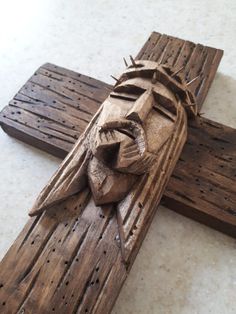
[29, 59, 195, 217]
[6, 58, 192, 313]
[0, 33, 225, 314]
[1, 33, 231, 238]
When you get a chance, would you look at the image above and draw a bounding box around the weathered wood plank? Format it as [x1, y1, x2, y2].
[164, 117, 236, 236]
[0, 191, 127, 313]
[0, 32, 232, 314]
[1, 38, 234, 238]
[137, 32, 223, 109]
[0, 59, 189, 313]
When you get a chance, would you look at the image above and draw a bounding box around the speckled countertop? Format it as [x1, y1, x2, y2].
[0, 1, 236, 313]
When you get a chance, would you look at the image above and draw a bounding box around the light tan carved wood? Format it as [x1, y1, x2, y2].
[29, 60, 192, 219]
[0, 60, 189, 313]
[0, 31, 227, 312]
[1, 33, 230, 239]
[0, 60, 187, 313]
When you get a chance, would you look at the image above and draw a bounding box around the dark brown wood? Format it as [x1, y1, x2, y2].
[136, 32, 223, 110]
[1, 47, 235, 238]
[0, 192, 127, 314]
[29, 60, 189, 217]
[0, 60, 189, 314]
[164, 117, 236, 237]
[0, 32, 234, 314]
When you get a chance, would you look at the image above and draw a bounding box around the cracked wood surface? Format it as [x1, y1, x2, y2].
[0, 58, 189, 314]
[0, 32, 234, 314]
[0, 33, 234, 237]
[0, 191, 127, 313]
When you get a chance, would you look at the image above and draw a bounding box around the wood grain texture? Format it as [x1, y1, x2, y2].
[136, 32, 223, 110]
[28, 60, 190, 217]
[0, 32, 234, 314]
[0, 192, 128, 313]
[1, 48, 235, 237]
[0, 60, 188, 314]
[164, 117, 236, 236]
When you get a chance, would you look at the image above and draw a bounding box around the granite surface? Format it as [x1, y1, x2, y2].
[0, 1, 235, 313]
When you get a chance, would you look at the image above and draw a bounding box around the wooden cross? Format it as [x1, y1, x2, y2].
[0, 32, 235, 314]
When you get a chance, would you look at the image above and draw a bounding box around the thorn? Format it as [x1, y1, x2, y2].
[129, 55, 136, 67]
[197, 112, 205, 117]
[186, 91, 191, 103]
[110, 75, 119, 82]
[187, 76, 200, 86]
[123, 57, 128, 67]
[185, 103, 195, 108]
[171, 66, 184, 77]
[186, 90, 195, 106]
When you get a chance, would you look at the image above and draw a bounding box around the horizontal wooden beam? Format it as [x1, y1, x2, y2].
[0, 54, 190, 314]
[1, 57, 235, 237]
[0, 32, 234, 314]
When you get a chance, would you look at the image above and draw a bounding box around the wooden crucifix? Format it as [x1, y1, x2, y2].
[0, 32, 235, 314]
[1, 33, 235, 237]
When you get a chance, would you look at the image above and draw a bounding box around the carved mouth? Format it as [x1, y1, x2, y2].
[100, 119, 147, 156]
[95, 140, 120, 168]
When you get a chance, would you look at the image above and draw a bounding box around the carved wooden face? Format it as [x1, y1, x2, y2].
[88, 61, 186, 205]
[92, 118, 147, 175]
[29, 60, 193, 215]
